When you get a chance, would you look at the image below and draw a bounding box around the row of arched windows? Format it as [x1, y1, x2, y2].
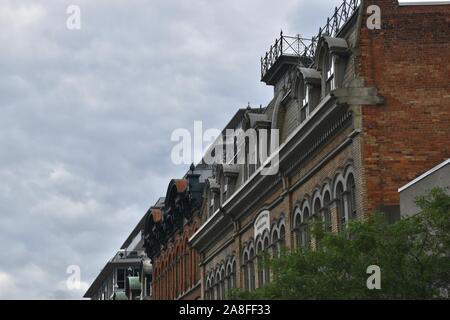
[153, 235, 200, 300]
[203, 166, 357, 297]
[205, 256, 236, 300]
[293, 165, 357, 249]
[242, 217, 286, 293]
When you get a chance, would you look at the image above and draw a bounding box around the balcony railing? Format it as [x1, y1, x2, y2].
[313, 0, 360, 40]
[260, 32, 314, 80]
[260, 0, 361, 80]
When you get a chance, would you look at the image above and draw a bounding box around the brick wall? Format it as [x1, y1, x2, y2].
[358, 0, 450, 213]
[152, 216, 201, 300]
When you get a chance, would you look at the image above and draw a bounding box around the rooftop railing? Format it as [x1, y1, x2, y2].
[260, 32, 314, 80]
[261, 0, 361, 80]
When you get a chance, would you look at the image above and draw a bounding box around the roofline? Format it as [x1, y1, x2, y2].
[120, 212, 147, 250]
[83, 257, 142, 298]
[398, 159, 450, 193]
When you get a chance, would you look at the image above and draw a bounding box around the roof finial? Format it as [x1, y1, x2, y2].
[280, 29, 283, 37]
[190, 163, 195, 173]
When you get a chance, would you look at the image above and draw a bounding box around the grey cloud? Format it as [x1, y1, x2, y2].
[0, 0, 343, 299]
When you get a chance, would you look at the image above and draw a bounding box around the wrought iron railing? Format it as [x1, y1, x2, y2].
[260, 32, 314, 79]
[261, 0, 361, 79]
[309, 0, 361, 53]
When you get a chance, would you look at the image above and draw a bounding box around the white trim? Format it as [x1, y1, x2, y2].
[398, 159, 450, 192]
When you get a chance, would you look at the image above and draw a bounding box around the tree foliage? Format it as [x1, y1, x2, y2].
[229, 188, 450, 300]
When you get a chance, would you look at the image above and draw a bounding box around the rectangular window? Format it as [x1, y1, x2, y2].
[326, 55, 335, 93]
[209, 197, 215, 216]
[116, 268, 125, 289]
[300, 85, 309, 123]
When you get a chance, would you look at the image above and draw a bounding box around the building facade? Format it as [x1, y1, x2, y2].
[189, 0, 450, 299]
[89, 0, 450, 300]
[143, 164, 212, 300]
[84, 210, 153, 300]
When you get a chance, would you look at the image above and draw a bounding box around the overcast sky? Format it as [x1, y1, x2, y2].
[0, 0, 344, 299]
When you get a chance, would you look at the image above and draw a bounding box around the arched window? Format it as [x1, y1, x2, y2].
[346, 174, 356, 220]
[225, 264, 231, 295]
[324, 50, 335, 94]
[215, 271, 220, 300]
[263, 237, 270, 284]
[210, 275, 215, 300]
[279, 224, 286, 250]
[175, 249, 180, 297]
[248, 248, 255, 291]
[231, 260, 236, 289]
[271, 230, 279, 257]
[209, 276, 213, 300]
[242, 251, 249, 291]
[257, 242, 264, 288]
[205, 276, 210, 300]
[220, 268, 225, 300]
[301, 207, 310, 248]
[336, 181, 345, 231]
[294, 208, 302, 248]
[184, 241, 189, 290]
[314, 198, 322, 220]
[323, 191, 332, 232]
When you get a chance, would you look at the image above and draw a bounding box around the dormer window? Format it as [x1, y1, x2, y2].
[295, 68, 321, 123]
[300, 84, 309, 123]
[325, 54, 335, 93]
[317, 36, 348, 97]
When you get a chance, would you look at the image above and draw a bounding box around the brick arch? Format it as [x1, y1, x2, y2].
[343, 164, 355, 187]
[312, 186, 322, 208]
[332, 171, 346, 199]
[321, 179, 333, 199]
[300, 195, 311, 214]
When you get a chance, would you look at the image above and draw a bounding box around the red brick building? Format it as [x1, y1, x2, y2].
[358, 0, 450, 214]
[188, 0, 450, 299]
[143, 165, 212, 300]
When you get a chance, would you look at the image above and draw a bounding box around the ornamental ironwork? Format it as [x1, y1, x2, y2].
[261, 0, 361, 80]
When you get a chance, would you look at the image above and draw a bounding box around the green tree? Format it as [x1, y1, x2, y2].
[228, 188, 450, 300]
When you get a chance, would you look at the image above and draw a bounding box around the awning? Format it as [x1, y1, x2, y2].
[113, 291, 128, 300]
[127, 276, 141, 292]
